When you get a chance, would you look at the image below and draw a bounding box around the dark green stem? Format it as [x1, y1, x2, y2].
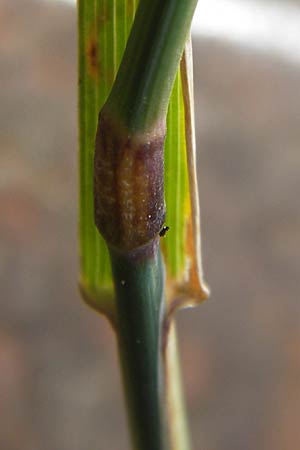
[93, 2, 200, 449]
[105, 0, 198, 131]
[109, 238, 167, 450]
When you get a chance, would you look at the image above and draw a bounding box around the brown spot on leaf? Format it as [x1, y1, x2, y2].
[86, 37, 100, 79]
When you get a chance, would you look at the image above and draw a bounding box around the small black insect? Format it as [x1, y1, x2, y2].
[159, 226, 169, 237]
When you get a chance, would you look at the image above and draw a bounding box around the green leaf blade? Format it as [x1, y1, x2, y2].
[163, 72, 189, 279]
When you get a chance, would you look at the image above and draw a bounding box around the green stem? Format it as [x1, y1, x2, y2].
[110, 240, 192, 450]
[110, 238, 167, 450]
[92, 1, 200, 449]
[105, 0, 198, 131]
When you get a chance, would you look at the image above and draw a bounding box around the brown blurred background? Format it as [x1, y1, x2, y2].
[0, 1, 299, 449]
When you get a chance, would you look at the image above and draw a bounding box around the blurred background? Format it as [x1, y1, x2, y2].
[1, 0, 300, 449]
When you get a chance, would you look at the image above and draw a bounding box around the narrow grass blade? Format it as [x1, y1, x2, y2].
[78, 1, 137, 318]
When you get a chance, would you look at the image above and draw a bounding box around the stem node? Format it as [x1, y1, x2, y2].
[94, 108, 166, 252]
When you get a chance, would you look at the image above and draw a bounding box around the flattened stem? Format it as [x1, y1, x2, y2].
[110, 239, 167, 450]
[106, 0, 199, 131]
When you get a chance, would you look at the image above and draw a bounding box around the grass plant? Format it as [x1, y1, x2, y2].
[78, 1, 208, 449]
